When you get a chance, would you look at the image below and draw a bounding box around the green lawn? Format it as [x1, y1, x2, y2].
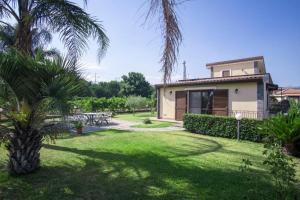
[0, 130, 299, 199]
[115, 112, 156, 122]
[131, 121, 174, 128]
[115, 112, 175, 128]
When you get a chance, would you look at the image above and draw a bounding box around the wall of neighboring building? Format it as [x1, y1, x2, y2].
[211, 62, 255, 78]
[158, 82, 259, 120]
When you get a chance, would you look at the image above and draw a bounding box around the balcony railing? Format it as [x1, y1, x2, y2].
[228, 110, 264, 120]
[188, 109, 264, 119]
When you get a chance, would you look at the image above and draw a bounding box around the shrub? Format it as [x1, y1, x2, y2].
[239, 141, 298, 200]
[125, 96, 149, 113]
[263, 141, 297, 199]
[143, 118, 152, 124]
[260, 101, 300, 155]
[183, 114, 263, 142]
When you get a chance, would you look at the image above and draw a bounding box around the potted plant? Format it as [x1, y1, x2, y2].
[74, 121, 83, 135]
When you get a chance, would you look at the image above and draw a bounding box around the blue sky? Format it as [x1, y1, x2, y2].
[53, 0, 300, 86]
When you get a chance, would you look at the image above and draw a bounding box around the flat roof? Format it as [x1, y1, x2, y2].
[155, 74, 267, 88]
[206, 56, 264, 67]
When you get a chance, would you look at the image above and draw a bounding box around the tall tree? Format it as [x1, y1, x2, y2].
[121, 72, 153, 97]
[0, 0, 109, 61]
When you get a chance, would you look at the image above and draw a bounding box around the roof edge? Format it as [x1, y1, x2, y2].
[155, 74, 266, 88]
[206, 56, 264, 67]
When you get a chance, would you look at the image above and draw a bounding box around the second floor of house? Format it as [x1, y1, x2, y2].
[206, 56, 266, 78]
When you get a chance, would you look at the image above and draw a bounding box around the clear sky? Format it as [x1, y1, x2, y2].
[53, 0, 300, 87]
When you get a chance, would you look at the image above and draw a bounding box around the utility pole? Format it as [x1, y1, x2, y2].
[183, 60, 187, 80]
[94, 72, 97, 84]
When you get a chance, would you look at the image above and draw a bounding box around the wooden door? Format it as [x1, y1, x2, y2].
[213, 90, 228, 116]
[175, 91, 187, 121]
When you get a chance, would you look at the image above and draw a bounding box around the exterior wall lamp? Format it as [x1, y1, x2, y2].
[169, 91, 173, 95]
[235, 88, 239, 94]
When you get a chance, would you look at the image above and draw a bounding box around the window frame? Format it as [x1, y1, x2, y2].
[221, 69, 231, 77]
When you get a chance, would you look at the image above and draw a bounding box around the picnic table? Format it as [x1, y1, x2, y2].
[83, 112, 111, 125]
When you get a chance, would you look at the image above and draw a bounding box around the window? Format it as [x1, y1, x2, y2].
[222, 70, 230, 77]
[189, 91, 201, 113]
[189, 90, 213, 114]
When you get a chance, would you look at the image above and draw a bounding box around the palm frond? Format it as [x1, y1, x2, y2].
[0, 22, 15, 51]
[32, 28, 52, 49]
[32, 0, 109, 62]
[146, 0, 182, 83]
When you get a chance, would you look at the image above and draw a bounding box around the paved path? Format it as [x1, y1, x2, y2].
[76, 118, 184, 133]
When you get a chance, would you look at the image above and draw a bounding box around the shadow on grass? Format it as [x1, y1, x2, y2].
[54, 129, 131, 140]
[0, 143, 278, 200]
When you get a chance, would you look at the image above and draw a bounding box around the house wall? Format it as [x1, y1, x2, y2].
[159, 82, 259, 120]
[211, 62, 256, 78]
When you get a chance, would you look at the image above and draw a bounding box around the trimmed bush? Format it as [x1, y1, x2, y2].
[183, 114, 263, 142]
[143, 118, 152, 124]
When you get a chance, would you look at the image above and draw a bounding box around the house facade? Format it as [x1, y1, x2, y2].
[272, 88, 300, 103]
[155, 56, 277, 120]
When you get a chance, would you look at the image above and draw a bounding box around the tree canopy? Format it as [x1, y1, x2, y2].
[121, 72, 153, 97]
[0, 0, 109, 61]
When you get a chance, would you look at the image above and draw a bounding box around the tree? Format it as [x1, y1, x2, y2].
[0, 50, 84, 174]
[125, 96, 149, 113]
[90, 81, 121, 98]
[121, 72, 153, 97]
[0, 0, 109, 61]
[0, 22, 60, 58]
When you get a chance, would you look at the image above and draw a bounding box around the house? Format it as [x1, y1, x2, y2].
[155, 56, 278, 120]
[271, 88, 300, 103]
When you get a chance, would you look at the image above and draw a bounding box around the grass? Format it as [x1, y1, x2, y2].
[116, 112, 175, 128]
[115, 112, 156, 122]
[0, 130, 299, 200]
[131, 121, 174, 128]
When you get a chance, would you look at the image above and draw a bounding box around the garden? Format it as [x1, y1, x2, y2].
[0, 0, 299, 200]
[0, 129, 299, 200]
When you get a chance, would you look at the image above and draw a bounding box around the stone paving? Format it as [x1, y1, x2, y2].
[74, 118, 185, 134]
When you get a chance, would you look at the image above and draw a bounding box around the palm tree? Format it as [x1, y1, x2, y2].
[0, 0, 109, 61]
[0, 22, 60, 58]
[0, 50, 84, 174]
[260, 102, 300, 155]
[0, 0, 183, 175]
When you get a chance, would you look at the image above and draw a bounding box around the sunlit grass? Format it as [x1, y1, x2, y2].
[115, 112, 156, 122]
[131, 121, 174, 128]
[0, 129, 299, 199]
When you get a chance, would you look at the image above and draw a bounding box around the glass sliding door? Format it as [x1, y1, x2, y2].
[189, 90, 214, 114]
[201, 91, 213, 114]
[189, 91, 201, 113]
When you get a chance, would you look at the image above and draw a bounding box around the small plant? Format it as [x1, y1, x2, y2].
[73, 121, 83, 134]
[263, 141, 297, 200]
[143, 118, 152, 124]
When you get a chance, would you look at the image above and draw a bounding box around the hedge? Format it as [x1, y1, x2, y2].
[183, 113, 264, 142]
[69, 96, 154, 113]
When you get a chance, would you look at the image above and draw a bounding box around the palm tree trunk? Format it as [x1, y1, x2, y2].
[14, 1, 33, 55]
[6, 124, 42, 175]
[283, 142, 297, 156]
